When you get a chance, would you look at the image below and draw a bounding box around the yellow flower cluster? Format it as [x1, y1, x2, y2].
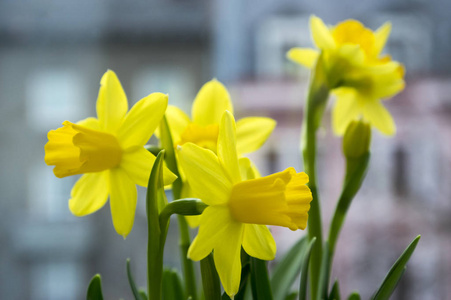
[44, 15, 404, 298]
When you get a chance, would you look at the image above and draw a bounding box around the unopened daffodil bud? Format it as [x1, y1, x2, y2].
[342, 120, 371, 158]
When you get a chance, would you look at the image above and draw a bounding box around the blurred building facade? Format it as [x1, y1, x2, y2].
[1, 0, 451, 299]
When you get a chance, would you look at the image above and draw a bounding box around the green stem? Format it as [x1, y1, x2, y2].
[327, 154, 370, 275]
[301, 53, 330, 300]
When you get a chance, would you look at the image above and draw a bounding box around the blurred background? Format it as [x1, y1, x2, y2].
[1, 0, 450, 299]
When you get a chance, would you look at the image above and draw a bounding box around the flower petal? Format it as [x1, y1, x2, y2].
[218, 111, 241, 184]
[374, 22, 391, 56]
[362, 98, 396, 136]
[188, 206, 233, 260]
[120, 147, 177, 187]
[69, 172, 108, 216]
[163, 105, 191, 143]
[213, 220, 244, 297]
[310, 15, 336, 50]
[117, 93, 168, 149]
[77, 117, 101, 131]
[242, 224, 276, 261]
[287, 48, 319, 68]
[332, 89, 361, 135]
[177, 143, 232, 206]
[236, 117, 276, 155]
[192, 79, 233, 127]
[109, 168, 137, 238]
[96, 70, 128, 133]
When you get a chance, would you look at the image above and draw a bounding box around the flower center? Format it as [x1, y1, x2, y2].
[332, 20, 375, 58]
[178, 123, 219, 153]
[228, 168, 312, 230]
[45, 121, 122, 178]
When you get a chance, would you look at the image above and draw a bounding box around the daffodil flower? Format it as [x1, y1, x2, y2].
[45, 70, 176, 238]
[287, 16, 405, 135]
[178, 111, 312, 297]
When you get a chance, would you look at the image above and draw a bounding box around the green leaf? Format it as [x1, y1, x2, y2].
[317, 241, 330, 300]
[86, 274, 104, 300]
[328, 280, 340, 300]
[347, 292, 361, 300]
[271, 237, 308, 300]
[139, 290, 148, 300]
[250, 257, 273, 300]
[299, 237, 316, 300]
[200, 254, 221, 300]
[126, 259, 145, 300]
[146, 151, 169, 300]
[371, 235, 421, 300]
[162, 268, 185, 300]
[285, 292, 298, 300]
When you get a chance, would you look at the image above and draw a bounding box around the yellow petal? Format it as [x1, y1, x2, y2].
[192, 79, 233, 127]
[374, 22, 391, 56]
[109, 168, 137, 238]
[310, 15, 336, 50]
[332, 89, 361, 135]
[178, 143, 232, 206]
[120, 147, 177, 187]
[362, 99, 396, 136]
[162, 105, 191, 143]
[213, 221, 244, 297]
[117, 93, 168, 149]
[218, 111, 241, 184]
[286, 48, 319, 68]
[77, 117, 101, 131]
[96, 70, 128, 133]
[69, 172, 108, 216]
[242, 224, 276, 261]
[236, 117, 276, 155]
[188, 206, 233, 260]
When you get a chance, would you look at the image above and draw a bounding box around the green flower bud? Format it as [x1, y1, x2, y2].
[342, 120, 371, 158]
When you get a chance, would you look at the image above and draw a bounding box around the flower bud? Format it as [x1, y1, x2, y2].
[342, 120, 371, 158]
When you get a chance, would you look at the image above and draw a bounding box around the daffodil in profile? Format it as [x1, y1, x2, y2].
[178, 111, 312, 297]
[45, 70, 176, 237]
[287, 16, 405, 135]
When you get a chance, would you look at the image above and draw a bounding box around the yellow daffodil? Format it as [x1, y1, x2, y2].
[45, 70, 176, 237]
[178, 111, 312, 297]
[287, 16, 405, 135]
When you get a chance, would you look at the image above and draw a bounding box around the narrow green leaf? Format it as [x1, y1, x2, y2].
[371, 235, 421, 300]
[317, 241, 330, 300]
[328, 280, 340, 300]
[271, 236, 308, 299]
[162, 268, 185, 300]
[250, 257, 273, 300]
[139, 290, 148, 300]
[126, 259, 145, 300]
[200, 254, 221, 300]
[299, 237, 316, 300]
[285, 292, 298, 300]
[146, 151, 168, 300]
[347, 292, 361, 300]
[86, 274, 104, 300]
